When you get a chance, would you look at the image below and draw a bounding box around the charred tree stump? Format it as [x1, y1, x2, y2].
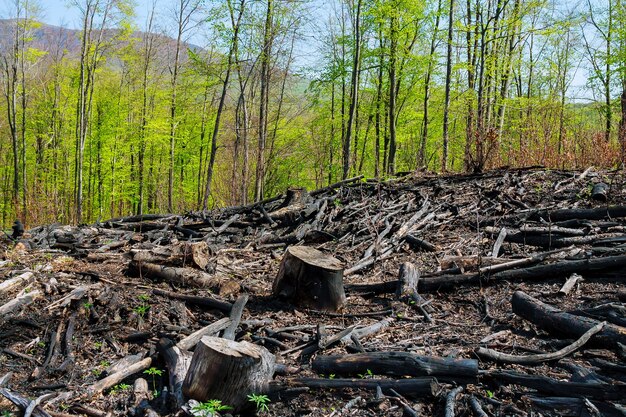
[396, 262, 433, 321]
[273, 246, 346, 312]
[511, 291, 626, 348]
[591, 182, 608, 201]
[182, 336, 276, 413]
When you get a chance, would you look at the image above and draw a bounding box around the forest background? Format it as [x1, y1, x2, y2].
[0, 0, 625, 228]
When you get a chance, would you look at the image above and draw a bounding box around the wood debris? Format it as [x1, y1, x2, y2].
[1, 167, 625, 416]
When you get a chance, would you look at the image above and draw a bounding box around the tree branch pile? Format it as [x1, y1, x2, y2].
[1, 167, 625, 416]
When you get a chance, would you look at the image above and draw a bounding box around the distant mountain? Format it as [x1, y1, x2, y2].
[0, 19, 203, 65]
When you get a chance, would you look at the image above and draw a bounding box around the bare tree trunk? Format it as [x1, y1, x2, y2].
[343, 0, 362, 180]
[3, 13, 20, 218]
[255, 0, 273, 202]
[419, 0, 443, 168]
[387, 14, 398, 175]
[442, 0, 455, 171]
[138, 6, 156, 215]
[202, 0, 245, 210]
[374, 23, 383, 178]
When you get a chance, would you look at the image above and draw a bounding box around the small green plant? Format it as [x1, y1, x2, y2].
[486, 390, 494, 398]
[91, 368, 102, 377]
[37, 341, 46, 348]
[143, 367, 163, 396]
[134, 304, 149, 317]
[247, 393, 270, 413]
[134, 294, 151, 318]
[83, 302, 93, 309]
[109, 383, 131, 395]
[357, 369, 373, 379]
[192, 399, 233, 416]
[328, 373, 335, 379]
[2, 411, 12, 417]
[99, 360, 110, 368]
[93, 341, 103, 350]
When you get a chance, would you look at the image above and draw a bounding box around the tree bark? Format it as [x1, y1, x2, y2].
[441, 0, 455, 171]
[273, 246, 346, 311]
[511, 291, 626, 347]
[312, 352, 478, 379]
[183, 336, 276, 412]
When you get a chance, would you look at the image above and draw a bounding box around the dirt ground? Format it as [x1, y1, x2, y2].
[1, 167, 625, 417]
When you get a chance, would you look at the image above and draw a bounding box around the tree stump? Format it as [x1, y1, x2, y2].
[273, 246, 345, 312]
[182, 336, 275, 413]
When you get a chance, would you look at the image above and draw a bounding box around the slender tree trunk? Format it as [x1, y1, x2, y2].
[75, 1, 93, 223]
[329, 81, 336, 185]
[343, 0, 362, 180]
[387, 13, 398, 175]
[442, 0, 455, 171]
[266, 29, 296, 194]
[374, 24, 383, 178]
[419, 0, 443, 168]
[168, 4, 183, 213]
[255, 0, 273, 202]
[19, 7, 28, 220]
[4, 16, 20, 217]
[202, 0, 245, 210]
[138, 7, 155, 215]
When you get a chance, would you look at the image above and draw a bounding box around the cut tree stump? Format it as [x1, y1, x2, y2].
[273, 246, 346, 312]
[182, 336, 276, 412]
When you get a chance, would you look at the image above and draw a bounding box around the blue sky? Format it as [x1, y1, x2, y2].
[39, 0, 153, 29]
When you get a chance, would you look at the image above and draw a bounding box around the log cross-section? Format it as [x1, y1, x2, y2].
[273, 246, 346, 312]
[182, 336, 276, 413]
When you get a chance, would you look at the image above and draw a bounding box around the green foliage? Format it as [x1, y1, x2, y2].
[357, 369, 374, 379]
[109, 383, 132, 395]
[143, 367, 163, 396]
[191, 399, 233, 416]
[133, 304, 149, 317]
[247, 393, 270, 413]
[0, 0, 623, 228]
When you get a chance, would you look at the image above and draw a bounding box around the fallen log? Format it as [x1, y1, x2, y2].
[502, 232, 608, 248]
[183, 336, 276, 413]
[444, 386, 464, 417]
[128, 261, 213, 288]
[486, 370, 626, 401]
[405, 234, 437, 252]
[0, 290, 42, 320]
[528, 206, 626, 222]
[418, 255, 626, 292]
[527, 395, 626, 417]
[511, 291, 626, 348]
[273, 246, 346, 312]
[312, 352, 478, 379]
[476, 321, 605, 364]
[0, 388, 52, 417]
[559, 273, 583, 296]
[0, 272, 34, 294]
[130, 241, 213, 270]
[281, 377, 438, 399]
[591, 182, 608, 201]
